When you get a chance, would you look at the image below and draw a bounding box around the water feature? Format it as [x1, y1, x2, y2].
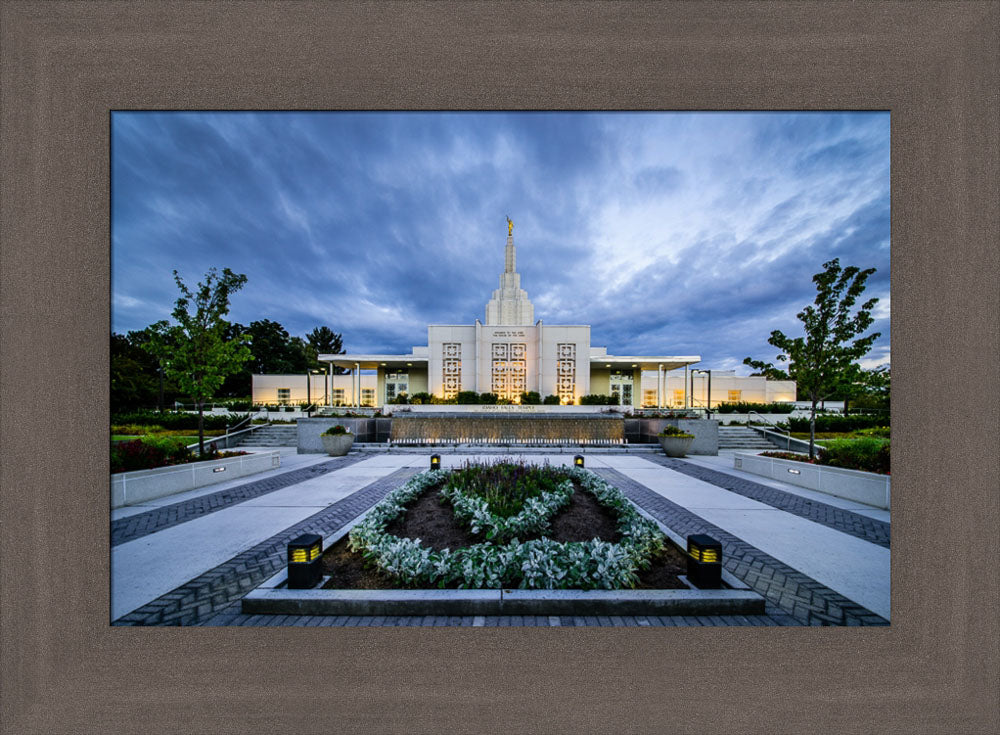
[389, 413, 624, 446]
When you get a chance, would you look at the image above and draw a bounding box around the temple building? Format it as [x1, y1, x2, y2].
[251, 221, 796, 408]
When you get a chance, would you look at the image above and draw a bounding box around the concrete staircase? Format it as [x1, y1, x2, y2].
[717, 425, 777, 451]
[236, 424, 298, 448]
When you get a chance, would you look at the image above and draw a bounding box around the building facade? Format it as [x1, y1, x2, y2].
[251, 224, 795, 408]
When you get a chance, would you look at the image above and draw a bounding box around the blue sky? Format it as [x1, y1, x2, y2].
[111, 111, 890, 373]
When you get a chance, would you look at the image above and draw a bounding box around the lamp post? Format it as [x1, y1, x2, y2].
[693, 369, 712, 414]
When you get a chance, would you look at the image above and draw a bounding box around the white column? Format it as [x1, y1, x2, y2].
[684, 364, 689, 408]
[656, 364, 662, 408]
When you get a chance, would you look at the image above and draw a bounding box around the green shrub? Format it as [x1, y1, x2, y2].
[111, 410, 247, 431]
[787, 414, 885, 433]
[322, 425, 351, 436]
[477, 392, 499, 404]
[714, 401, 795, 414]
[542, 394, 561, 405]
[580, 394, 617, 405]
[111, 436, 191, 472]
[408, 392, 432, 404]
[658, 425, 694, 438]
[519, 391, 542, 405]
[456, 391, 480, 404]
[819, 437, 890, 474]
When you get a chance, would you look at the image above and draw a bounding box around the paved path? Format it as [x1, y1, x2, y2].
[111, 451, 890, 626]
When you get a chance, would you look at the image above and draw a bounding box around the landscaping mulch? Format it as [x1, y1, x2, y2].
[320, 483, 689, 590]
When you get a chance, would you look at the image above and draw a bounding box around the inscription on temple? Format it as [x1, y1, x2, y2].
[491, 330, 526, 338]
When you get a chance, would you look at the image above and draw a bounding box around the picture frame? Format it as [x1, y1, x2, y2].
[1, 1, 996, 732]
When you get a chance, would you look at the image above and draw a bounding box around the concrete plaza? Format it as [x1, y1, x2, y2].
[111, 448, 890, 627]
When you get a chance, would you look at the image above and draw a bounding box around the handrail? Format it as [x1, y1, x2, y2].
[227, 414, 253, 434]
[190, 421, 270, 453]
[747, 411, 790, 436]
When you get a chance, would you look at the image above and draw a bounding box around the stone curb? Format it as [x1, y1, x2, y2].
[242, 587, 765, 617]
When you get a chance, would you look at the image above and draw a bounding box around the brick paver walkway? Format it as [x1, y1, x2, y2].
[595, 468, 889, 626]
[113, 466, 418, 626]
[111, 454, 366, 546]
[114, 455, 889, 627]
[643, 455, 890, 548]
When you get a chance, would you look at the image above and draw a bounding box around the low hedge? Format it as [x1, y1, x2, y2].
[111, 410, 249, 431]
[713, 401, 795, 414]
[111, 436, 248, 473]
[787, 414, 887, 433]
[819, 437, 890, 474]
[761, 436, 890, 475]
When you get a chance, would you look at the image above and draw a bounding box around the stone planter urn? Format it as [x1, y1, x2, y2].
[659, 435, 694, 457]
[321, 432, 354, 456]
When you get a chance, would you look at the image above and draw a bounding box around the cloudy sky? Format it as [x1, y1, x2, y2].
[111, 111, 890, 373]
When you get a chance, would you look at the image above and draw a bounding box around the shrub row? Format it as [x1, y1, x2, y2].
[761, 437, 890, 475]
[111, 436, 248, 473]
[713, 401, 795, 414]
[111, 410, 249, 431]
[786, 414, 887, 433]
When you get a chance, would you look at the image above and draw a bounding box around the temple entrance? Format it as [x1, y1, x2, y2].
[609, 370, 634, 406]
[384, 370, 409, 403]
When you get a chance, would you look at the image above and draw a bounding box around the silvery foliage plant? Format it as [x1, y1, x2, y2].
[347, 466, 667, 590]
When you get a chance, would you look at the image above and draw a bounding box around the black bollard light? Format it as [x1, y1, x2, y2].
[686, 534, 722, 589]
[287, 533, 323, 589]
[574, 455, 584, 468]
[430, 454, 441, 471]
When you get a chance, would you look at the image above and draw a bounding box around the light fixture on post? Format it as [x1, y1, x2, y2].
[287, 533, 323, 589]
[574, 455, 585, 468]
[430, 454, 441, 471]
[686, 533, 722, 589]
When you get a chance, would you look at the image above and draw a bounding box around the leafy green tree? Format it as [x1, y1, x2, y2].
[144, 268, 252, 455]
[306, 326, 346, 373]
[743, 258, 881, 458]
[111, 329, 184, 412]
[246, 319, 297, 374]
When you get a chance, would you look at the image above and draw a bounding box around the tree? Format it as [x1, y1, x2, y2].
[111, 328, 184, 412]
[306, 326, 345, 373]
[743, 258, 881, 458]
[246, 319, 296, 374]
[144, 268, 252, 455]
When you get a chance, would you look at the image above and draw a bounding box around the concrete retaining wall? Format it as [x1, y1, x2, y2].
[111, 450, 281, 508]
[297, 418, 378, 452]
[734, 452, 890, 509]
[635, 419, 718, 455]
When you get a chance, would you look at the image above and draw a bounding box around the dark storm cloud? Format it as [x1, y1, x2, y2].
[112, 112, 890, 370]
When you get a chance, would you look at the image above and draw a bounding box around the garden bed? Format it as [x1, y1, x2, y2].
[319, 481, 688, 590]
[241, 462, 766, 617]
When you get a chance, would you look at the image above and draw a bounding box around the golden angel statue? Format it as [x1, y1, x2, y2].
[506, 216, 513, 236]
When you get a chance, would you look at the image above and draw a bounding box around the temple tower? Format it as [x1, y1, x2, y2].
[485, 218, 535, 325]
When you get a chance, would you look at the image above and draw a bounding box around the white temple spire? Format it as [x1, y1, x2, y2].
[486, 218, 534, 325]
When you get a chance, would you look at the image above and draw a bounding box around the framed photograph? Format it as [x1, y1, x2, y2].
[2, 2, 996, 733]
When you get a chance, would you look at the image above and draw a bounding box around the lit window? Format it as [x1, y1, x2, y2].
[361, 388, 375, 407]
[332, 389, 345, 406]
[673, 389, 684, 406]
[277, 388, 290, 404]
[728, 390, 742, 402]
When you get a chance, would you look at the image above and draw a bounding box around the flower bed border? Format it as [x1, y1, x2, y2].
[241, 478, 765, 616]
[346, 466, 669, 590]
